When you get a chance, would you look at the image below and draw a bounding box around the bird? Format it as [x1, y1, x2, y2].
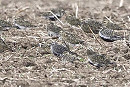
[0, 19, 13, 30]
[0, 38, 12, 53]
[14, 16, 36, 29]
[60, 51, 80, 62]
[81, 19, 103, 34]
[40, 42, 51, 54]
[0, 27, 3, 35]
[0, 20, 13, 52]
[60, 31, 84, 45]
[87, 48, 111, 68]
[50, 42, 80, 62]
[46, 22, 63, 38]
[99, 27, 122, 42]
[105, 22, 123, 30]
[65, 14, 81, 27]
[40, 8, 65, 21]
[50, 42, 69, 57]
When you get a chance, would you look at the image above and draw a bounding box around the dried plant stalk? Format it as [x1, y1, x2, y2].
[50, 11, 64, 25]
[88, 25, 105, 47]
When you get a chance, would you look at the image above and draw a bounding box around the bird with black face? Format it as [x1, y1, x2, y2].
[99, 27, 123, 42]
[50, 42, 80, 62]
[50, 42, 69, 57]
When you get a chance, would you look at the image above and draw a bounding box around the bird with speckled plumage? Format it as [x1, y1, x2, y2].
[99, 27, 122, 42]
[87, 48, 112, 68]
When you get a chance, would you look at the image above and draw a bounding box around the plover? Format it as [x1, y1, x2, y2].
[0, 38, 12, 53]
[50, 42, 68, 57]
[50, 42, 80, 62]
[41, 8, 65, 21]
[81, 19, 103, 34]
[99, 28, 122, 42]
[60, 31, 84, 45]
[14, 16, 36, 29]
[60, 51, 80, 62]
[40, 42, 51, 54]
[0, 19, 13, 30]
[87, 48, 111, 68]
[65, 15, 81, 27]
[46, 22, 63, 38]
[106, 22, 123, 30]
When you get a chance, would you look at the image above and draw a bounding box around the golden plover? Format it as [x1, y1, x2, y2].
[65, 15, 81, 27]
[0, 19, 13, 30]
[81, 19, 103, 34]
[14, 16, 36, 29]
[46, 22, 63, 38]
[0, 38, 12, 53]
[99, 28, 122, 42]
[50, 42, 68, 57]
[60, 31, 84, 45]
[87, 48, 111, 68]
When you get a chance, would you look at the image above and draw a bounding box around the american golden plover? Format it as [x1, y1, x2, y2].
[81, 19, 103, 34]
[46, 22, 63, 38]
[65, 14, 81, 27]
[14, 16, 36, 29]
[99, 27, 122, 42]
[60, 31, 84, 45]
[50, 42, 68, 57]
[87, 48, 111, 68]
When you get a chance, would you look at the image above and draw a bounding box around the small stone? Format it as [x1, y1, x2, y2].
[113, 47, 120, 53]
